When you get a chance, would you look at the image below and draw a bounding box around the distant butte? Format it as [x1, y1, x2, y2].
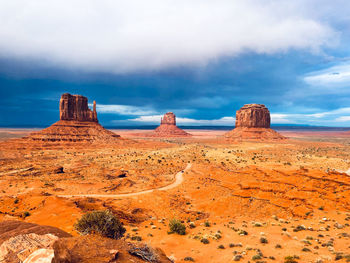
[224, 104, 286, 141]
[26, 93, 120, 142]
[153, 112, 191, 137]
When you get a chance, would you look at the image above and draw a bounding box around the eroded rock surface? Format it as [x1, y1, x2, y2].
[0, 221, 172, 263]
[154, 112, 191, 137]
[225, 104, 285, 141]
[235, 104, 270, 128]
[60, 93, 97, 122]
[0, 221, 71, 263]
[52, 235, 172, 263]
[24, 93, 120, 142]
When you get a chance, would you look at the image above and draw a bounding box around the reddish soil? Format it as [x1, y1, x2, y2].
[0, 128, 350, 262]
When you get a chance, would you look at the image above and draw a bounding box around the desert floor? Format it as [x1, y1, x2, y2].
[0, 128, 350, 262]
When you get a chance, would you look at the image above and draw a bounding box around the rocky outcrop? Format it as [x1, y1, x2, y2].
[0, 221, 71, 263]
[25, 93, 120, 143]
[235, 104, 270, 128]
[225, 104, 285, 141]
[60, 93, 97, 122]
[154, 112, 191, 137]
[28, 120, 120, 142]
[0, 221, 172, 263]
[52, 235, 172, 263]
[160, 112, 176, 125]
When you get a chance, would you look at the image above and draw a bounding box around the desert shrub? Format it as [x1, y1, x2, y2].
[284, 256, 299, 263]
[74, 210, 125, 239]
[128, 244, 159, 262]
[275, 244, 282, 249]
[204, 220, 211, 227]
[201, 238, 209, 244]
[131, 236, 142, 241]
[217, 244, 225, 249]
[252, 254, 262, 260]
[184, 256, 195, 261]
[169, 219, 186, 235]
[238, 230, 248, 235]
[23, 211, 31, 218]
[260, 237, 268, 244]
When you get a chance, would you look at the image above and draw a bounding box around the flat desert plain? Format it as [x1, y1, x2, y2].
[1, 128, 350, 262]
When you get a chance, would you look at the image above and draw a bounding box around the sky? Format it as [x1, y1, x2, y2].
[1, 0, 350, 127]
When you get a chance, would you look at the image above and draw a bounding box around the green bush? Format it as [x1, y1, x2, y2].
[169, 219, 186, 235]
[74, 210, 125, 239]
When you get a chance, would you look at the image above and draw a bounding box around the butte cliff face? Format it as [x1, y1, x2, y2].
[235, 104, 270, 128]
[59, 93, 98, 122]
[26, 93, 120, 143]
[154, 112, 191, 137]
[225, 104, 285, 141]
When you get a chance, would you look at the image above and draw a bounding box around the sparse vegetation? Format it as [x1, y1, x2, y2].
[260, 237, 268, 244]
[169, 218, 186, 235]
[128, 244, 159, 262]
[201, 238, 209, 244]
[23, 211, 30, 218]
[74, 210, 126, 239]
[284, 256, 299, 263]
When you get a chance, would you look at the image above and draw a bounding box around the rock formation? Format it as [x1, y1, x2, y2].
[26, 93, 120, 142]
[0, 220, 71, 263]
[224, 104, 285, 141]
[0, 221, 172, 263]
[153, 112, 191, 137]
[59, 93, 98, 122]
[235, 104, 270, 128]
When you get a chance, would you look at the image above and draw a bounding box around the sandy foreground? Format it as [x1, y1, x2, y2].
[0, 128, 350, 262]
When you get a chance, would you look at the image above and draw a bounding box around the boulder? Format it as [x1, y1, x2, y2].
[52, 235, 173, 263]
[0, 221, 71, 263]
[0, 221, 172, 263]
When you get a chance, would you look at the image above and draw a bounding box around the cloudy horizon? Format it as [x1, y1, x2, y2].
[1, 0, 350, 127]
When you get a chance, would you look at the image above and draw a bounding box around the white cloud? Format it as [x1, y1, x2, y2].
[304, 63, 350, 87]
[93, 104, 157, 115]
[126, 115, 235, 125]
[0, 0, 336, 73]
[270, 107, 350, 126]
[270, 114, 293, 124]
[335, 116, 350, 122]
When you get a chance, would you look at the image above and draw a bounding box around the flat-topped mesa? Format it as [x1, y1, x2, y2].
[25, 93, 120, 143]
[224, 104, 285, 141]
[235, 104, 270, 128]
[154, 112, 191, 137]
[60, 93, 97, 122]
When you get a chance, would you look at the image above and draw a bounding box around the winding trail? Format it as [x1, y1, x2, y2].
[58, 163, 192, 199]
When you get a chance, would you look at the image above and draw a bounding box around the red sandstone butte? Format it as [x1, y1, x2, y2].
[224, 104, 285, 141]
[26, 93, 120, 142]
[59, 93, 98, 122]
[153, 112, 191, 137]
